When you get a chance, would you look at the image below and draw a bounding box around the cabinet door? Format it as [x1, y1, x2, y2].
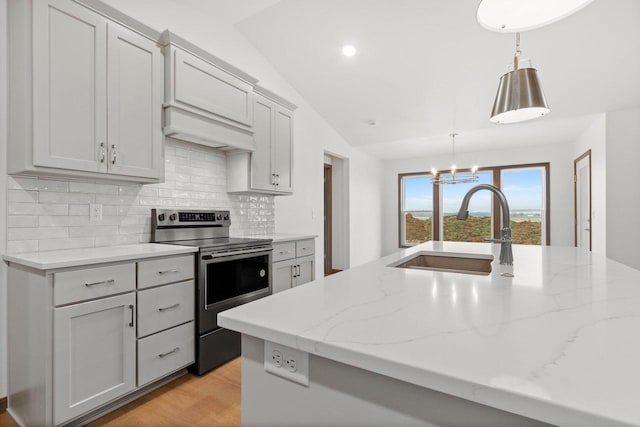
[107, 23, 163, 179]
[32, 0, 108, 173]
[294, 255, 315, 287]
[273, 106, 294, 193]
[273, 259, 296, 294]
[53, 293, 136, 425]
[251, 94, 276, 191]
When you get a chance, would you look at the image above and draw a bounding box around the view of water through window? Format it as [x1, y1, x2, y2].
[401, 166, 546, 246]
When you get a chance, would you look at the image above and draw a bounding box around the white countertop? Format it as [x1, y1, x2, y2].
[3, 243, 198, 270]
[219, 241, 640, 427]
[231, 233, 317, 243]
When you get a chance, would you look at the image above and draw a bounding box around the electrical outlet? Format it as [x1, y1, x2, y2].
[271, 350, 283, 367]
[285, 357, 297, 372]
[264, 341, 309, 386]
[89, 203, 103, 221]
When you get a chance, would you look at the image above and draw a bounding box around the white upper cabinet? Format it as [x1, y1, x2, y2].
[32, 0, 108, 174]
[161, 31, 258, 151]
[250, 94, 277, 191]
[8, 0, 164, 182]
[227, 86, 297, 195]
[107, 23, 163, 179]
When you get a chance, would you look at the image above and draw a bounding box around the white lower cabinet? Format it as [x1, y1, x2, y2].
[272, 239, 316, 294]
[138, 322, 195, 387]
[6, 252, 195, 426]
[53, 293, 136, 425]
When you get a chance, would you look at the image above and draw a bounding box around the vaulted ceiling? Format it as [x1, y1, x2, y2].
[178, 1, 640, 158]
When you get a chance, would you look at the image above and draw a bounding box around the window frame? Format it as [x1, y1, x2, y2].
[398, 162, 551, 248]
[397, 172, 433, 248]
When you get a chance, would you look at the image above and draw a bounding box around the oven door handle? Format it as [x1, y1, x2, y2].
[203, 247, 272, 260]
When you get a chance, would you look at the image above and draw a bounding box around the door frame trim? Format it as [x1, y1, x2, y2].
[573, 149, 592, 250]
[324, 163, 333, 275]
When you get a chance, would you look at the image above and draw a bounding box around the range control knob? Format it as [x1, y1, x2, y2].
[223, 213, 230, 221]
[169, 213, 177, 221]
[158, 213, 166, 221]
[216, 213, 223, 221]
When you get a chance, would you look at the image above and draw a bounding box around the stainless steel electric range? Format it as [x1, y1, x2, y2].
[151, 209, 272, 375]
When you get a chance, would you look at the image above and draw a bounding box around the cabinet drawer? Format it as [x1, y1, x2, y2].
[272, 242, 295, 262]
[137, 321, 194, 387]
[54, 263, 135, 306]
[295, 239, 315, 258]
[137, 255, 194, 289]
[137, 280, 194, 338]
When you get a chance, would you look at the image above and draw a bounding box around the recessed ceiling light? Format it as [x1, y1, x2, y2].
[342, 45, 357, 57]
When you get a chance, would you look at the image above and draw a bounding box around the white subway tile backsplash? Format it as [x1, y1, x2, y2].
[69, 226, 118, 237]
[69, 182, 118, 195]
[94, 234, 139, 247]
[7, 240, 39, 253]
[8, 189, 38, 203]
[39, 191, 95, 204]
[95, 194, 138, 205]
[8, 202, 68, 216]
[39, 237, 94, 251]
[8, 216, 39, 228]
[6, 139, 275, 253]
[8, 227, 68, 241]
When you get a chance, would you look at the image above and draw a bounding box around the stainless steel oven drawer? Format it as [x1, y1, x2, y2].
[137, 280, 195, 338]
[138, 255, 194, 289]
[137, 321, 194, 387]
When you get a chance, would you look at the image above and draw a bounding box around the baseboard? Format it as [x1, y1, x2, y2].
[0, 396, 7, 413]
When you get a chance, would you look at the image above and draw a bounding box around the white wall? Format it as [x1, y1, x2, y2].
[0, 0, 7, 401]
[382, 142, 575, 256]
[574, 114, 606, 255]
[606, 107, 640, 270]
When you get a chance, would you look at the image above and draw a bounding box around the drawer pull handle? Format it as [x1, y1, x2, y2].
[128, 305, 134, 327]
[158, 269, 179, 275]
[158, 347, 179, 358]
[85, 279, 115, 287]
[158, 303, 180, 312]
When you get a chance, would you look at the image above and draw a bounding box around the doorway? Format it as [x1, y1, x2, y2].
[324, 153, 349, 275]
[574, 150, 592, 251]
[324, 163, 333, 275]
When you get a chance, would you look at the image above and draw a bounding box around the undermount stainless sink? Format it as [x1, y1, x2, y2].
[391, 251, 494, 275]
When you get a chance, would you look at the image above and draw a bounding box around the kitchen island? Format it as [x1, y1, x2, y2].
[218, 242, 640, 427]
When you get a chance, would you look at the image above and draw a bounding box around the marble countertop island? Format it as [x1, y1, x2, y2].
[219, 241, 640, 427]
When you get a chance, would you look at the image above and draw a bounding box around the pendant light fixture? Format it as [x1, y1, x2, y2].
[476, 0, 595, 33]
[490, 32, 549, 124]
[431, 133, 479, 185]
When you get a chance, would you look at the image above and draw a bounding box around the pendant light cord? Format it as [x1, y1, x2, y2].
[514, 32, 521, 70]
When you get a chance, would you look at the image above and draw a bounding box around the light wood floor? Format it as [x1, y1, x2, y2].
[0, 358, 241, 427]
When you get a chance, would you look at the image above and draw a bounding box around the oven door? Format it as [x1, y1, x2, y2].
[198, 247, 272, 334]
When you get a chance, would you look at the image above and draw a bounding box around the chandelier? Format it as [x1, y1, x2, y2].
[431, 133, 479, 185]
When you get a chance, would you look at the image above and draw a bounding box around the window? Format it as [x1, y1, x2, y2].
[501, 167, 546, 245]
[440, 172, 493, 243]
[398, 163, 550, 247]
[399, 174, 432, 246]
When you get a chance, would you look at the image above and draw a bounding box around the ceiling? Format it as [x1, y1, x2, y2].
[182, 1, 640, 159]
